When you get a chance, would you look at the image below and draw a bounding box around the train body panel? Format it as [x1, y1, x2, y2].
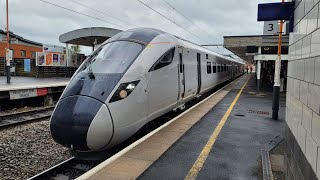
[49, 28, 245, 157]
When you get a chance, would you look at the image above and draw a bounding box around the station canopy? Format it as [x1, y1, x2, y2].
[59, 27, 122, 46]
[223, 35, 289, 63]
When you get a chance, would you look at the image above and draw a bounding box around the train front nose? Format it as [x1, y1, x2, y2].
[50, 95, 113, 151]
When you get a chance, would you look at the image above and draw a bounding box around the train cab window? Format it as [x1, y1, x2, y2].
[207, 62, 212, 74]
[150, 47, 175, 71]
[212, 63, 216, 73]
[217, 64, 221, 72]
[79, 41, 143, 74]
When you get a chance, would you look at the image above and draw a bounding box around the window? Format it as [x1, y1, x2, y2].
[212, 63, 216, 73]
[20, 50, 26, 57]
[206, 54, 208, 59]
[31, 51, 36, 58]
[207, 62, 212, 74]
[220, 65, 223, 72]
[217, 64, 221, 72]
[224, 64, 227, 72]
[150, 47, 175, 71]
[79, 41, 143, 74]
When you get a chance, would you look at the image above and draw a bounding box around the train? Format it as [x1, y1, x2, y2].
[49, 28, 245, 159]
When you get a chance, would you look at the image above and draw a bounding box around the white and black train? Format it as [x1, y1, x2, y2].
[50, 28, 245, 158]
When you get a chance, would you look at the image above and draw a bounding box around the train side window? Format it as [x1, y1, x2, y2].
[224, 64, 227, 72]
[206, 54, 208, 59]
[220, 65, 223, 72]
[217, 64, 221, 72]
[212, 63, 216, 73]
[150, 47, 175, 71]
[207, 62, 212, 74]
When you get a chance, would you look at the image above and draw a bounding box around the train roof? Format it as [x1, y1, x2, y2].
[174, 36, 245, 65]
[107, 28, 245, 65]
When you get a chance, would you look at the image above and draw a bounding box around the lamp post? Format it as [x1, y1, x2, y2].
[5, 0, 11, 84]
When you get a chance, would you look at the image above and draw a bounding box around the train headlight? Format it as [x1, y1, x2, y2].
[109, 80, 140, 103]
[119, 90, 128, 98]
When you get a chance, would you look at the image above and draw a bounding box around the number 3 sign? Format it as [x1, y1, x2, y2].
[263, 21, 279, 35]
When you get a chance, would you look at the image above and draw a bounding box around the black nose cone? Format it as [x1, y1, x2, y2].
[50, 95, 103, 151]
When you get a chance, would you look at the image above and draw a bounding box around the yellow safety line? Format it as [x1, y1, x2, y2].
[185, 75, 251, 180]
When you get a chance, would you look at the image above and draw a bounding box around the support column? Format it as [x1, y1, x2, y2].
[257, 60, 261, 91]
[66, 43, 70, 77]
[272, 17, 284, 120]
[93, 38, 97, 51]
[272, 56, 281, 120]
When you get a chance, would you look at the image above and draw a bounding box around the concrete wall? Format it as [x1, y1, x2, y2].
[286, 0, 320, 179]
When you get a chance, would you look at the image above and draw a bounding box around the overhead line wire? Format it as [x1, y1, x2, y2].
[68, 0, 138, 28]
[161, 0, 223, 53]
[136, 0, 209, 44]
[39, 0, 126, 29]
[162, 0, 212, 38]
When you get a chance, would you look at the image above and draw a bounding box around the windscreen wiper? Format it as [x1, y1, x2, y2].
[88, 66, 95, 80]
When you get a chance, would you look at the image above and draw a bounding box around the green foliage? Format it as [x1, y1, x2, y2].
[69, 44, 81, 55]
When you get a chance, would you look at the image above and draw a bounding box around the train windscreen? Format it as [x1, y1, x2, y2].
[80, 41, 143, 74]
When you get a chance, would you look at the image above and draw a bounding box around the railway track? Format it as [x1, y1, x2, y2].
[0, 106, 54, 128]
[28, 157, 103, 180]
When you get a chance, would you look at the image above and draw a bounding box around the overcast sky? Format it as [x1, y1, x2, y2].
[0, 0, 280, 55]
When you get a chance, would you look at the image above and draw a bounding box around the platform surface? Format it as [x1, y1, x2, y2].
[139, 74, 285, 180]
[0, 76, 70, 91]
[78, 74, 286, 180]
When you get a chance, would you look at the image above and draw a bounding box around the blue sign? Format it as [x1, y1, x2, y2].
[24, 59, 31, 72]
[257, 2, 294, 21]
[258, 2, 295, 32]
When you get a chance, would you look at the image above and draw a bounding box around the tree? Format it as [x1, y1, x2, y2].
[69, 45, 81, 67]
[69, 44, 81, 56]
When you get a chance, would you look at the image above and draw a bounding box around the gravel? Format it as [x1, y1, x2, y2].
[0, 120, 71, 180]
[0, 106, 53, 116]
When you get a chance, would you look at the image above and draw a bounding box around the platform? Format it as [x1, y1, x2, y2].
[78, 74, 286, 180]
[0, 76, 69, 103]
[0, 76, 70, 92]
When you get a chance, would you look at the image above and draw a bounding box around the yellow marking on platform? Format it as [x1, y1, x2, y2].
[185, 75, 251, 180]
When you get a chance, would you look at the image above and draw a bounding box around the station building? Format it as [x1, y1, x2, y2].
[0, 29, 42, 76]
[0, 29, 89, 77]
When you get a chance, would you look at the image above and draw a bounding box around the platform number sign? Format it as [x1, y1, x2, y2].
[263, 21, 279, 35]
[268, 24, 274, 31]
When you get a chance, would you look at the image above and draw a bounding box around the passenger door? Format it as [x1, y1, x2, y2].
[147, 47, 179, 120]
[178, 47, 185, 102]
[196, 53, 202, 94]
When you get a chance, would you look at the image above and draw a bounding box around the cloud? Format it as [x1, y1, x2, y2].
[0, 0, 282, 54]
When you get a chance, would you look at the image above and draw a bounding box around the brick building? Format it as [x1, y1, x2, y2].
[0, 29, 42, 75]
[286, 0, 320, 179]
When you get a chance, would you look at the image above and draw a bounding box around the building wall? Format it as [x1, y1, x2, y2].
[0, 42, 42, 59]
[286, 0, 320, 179]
